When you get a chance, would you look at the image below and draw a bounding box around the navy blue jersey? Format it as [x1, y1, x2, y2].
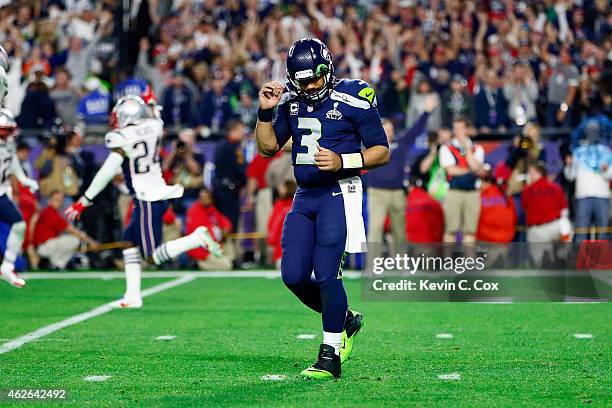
[273, 79, 388, 188]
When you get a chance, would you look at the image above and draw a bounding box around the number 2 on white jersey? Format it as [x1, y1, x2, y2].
[0, 156, 11, 184]
[295, 118, 321, 165]
[132, 139, 161, 174]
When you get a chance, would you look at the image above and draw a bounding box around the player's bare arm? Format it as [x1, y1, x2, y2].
[361, 145, 390, 170]
[255, 81, 284, 156]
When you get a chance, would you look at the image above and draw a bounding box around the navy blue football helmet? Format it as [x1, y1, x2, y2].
[286, 38, 335, 105]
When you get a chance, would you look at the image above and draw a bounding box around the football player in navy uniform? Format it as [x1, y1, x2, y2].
[256, 38, 389, 379]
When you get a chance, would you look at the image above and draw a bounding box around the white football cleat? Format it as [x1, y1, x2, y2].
[118, 297, 143, 309]
[194, 226, 223, 258]
[0, 264, 26, 288]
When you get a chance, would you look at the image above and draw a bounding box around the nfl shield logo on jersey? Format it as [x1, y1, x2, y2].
[326, 102, 342, 120]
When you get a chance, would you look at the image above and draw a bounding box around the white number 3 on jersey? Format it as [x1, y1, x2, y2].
[295, 118, 321, 165]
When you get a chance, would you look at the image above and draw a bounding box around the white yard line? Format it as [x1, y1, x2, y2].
[467, 297, 514, 304]
[155, 335, 176, 341]
[261, 374, 286, 381]
[0, 338, 69, 342]
[19, 270, 362, 280]
[438, 373, 461, 381]
[84, 375, 112, 382]
[21, 269, 612, 280]
[0, 275, 196, 355]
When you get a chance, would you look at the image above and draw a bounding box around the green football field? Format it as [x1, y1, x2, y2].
[0, 271, 610, 407]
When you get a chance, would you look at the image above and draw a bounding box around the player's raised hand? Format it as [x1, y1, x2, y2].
[424, 94, 438, 113]
[315, 146, 341, 172]
[259, 81, 284, 110]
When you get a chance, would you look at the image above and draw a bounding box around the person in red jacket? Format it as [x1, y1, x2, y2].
[405, 179, 444, 243]
[476, 168, 517, 265]
[521, 161, 572, 265]
[267, 180, 297, 267]
[33, 190, 98, 270]
[477, 169, 517, 243]
[186, 189, 234, 270]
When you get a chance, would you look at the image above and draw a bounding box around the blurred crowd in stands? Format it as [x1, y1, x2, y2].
[0, 0, 610, 271]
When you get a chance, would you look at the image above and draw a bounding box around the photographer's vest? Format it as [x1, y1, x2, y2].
[39, 156, 79, 198]
[447, 145, 478, 191]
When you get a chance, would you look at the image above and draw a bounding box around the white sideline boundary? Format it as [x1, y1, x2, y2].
[0, 275, 196, 355]
[19, 270, 361, 280]
[19, 269, 612, 280]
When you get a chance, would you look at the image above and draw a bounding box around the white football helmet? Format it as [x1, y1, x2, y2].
[110, 95, 151, 129]
[0, 108, 17, 140]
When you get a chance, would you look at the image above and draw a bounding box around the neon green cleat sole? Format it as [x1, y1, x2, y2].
[301, 344, 341, 379]
[300, 367, 336, 380]
[339, 311, 364, 365]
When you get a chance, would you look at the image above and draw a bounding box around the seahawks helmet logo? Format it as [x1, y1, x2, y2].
[321, 46, 330, 61]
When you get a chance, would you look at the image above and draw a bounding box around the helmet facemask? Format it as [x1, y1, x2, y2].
[0, 108, 16, 141]
[289, 64, 334, 106]
[0, 126, 15, 141]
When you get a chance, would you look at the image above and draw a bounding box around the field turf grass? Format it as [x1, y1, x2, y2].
[0, 272, 610, 407]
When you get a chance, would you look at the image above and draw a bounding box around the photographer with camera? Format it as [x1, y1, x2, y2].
[504, 124, 547, 197]
[498, 123, 547, 242]
[162, 128, 205, 214]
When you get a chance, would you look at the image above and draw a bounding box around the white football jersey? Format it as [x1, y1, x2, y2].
[105, 118, 183, 202]
[0, 136, 15, 196]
